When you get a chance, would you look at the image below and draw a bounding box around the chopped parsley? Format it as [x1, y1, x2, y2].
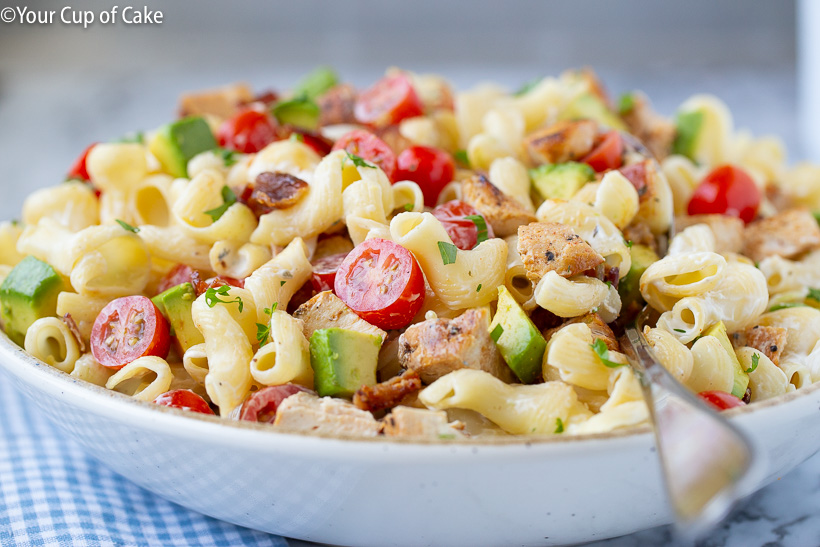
[808, 288, 820, 302]
[289, 132, 305, 143]
[280, 280, 287, 286]
[465, 214, 489, 246]
[437, 241, 458, 265]
[264, 303, 278, 315]
[344, 150, 375, 169]
[454, 149, 470, 167]
[673, 328, 686, 333]
[115, 219, 139, 233]
[617, 93, 635, 115]
[476, 283, 482, 292]
[624, 239, 634, 248]
[204, 285, 244, 312]
[590, 338, 625, 368]
[768, 302, 806, 312]
[605, 280, 612, 289]
[490, 324, 504, 343]
[403, 203, 414, 212]
[745, 353, 760, 374]
[554, 417, 564, 434]
[204, 185, 238, 222]
[255, 322, 271, 346]
[513, 77, 541, 97]
[216, 147, 238, 167]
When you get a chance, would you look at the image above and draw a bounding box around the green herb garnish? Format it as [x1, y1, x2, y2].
[617, 93, 635, 115]
[280, 280, 287, 287]
[438, 433, 456, 440]
[289, 132, 305, 143]
[808, 288, 820, 302]
[204, 185, 237, 222]
[768, 302, 806, 312]
[115, 219, 139, 233]
[204, 285, 244, 312]
[465, 214, 489, 246]
[476, 284, 482, 292]
[513, 77, 541, 97]
[590, 338, 625, 368]
[745, 353, 760, 374]
[490, 324, 504, 343]
[454, 149, 470, 167]
[554, 417, 564, 434]
[344, 150, 375, 169]
[673, 328, 686, 333]
[437, 241, 458, 265]
[624, 239, 633, 248]
[403, 203, 414, 212]
[216, 148, 237, 167]
[256, 322, 271, 346]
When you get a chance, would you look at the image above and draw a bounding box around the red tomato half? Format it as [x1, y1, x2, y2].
[157, 264, 195, 294]
[67, 143, 97, 181]
[217, 109, 278, 153]
[240, 384, 312, 423]
[154, 389, 214, 415]
[334, 239, 425, 330]
[618, 162, 648, 199]
[395, 146, 455, 207]
[354, 74, 424, 127]
[311, 252, 349, 293]
[581, 131, 624, 172]
[194, 275, 245, 297]
[90, 296, 171, 369]
[687, 165, 761, 224]
[698, 390, 746, 411]
[332, 129, 397, 181]
[432, 200, 495, 250]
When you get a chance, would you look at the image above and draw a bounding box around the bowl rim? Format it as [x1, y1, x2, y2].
[3, 328, 819, 456]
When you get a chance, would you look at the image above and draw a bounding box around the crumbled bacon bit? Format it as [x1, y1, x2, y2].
[317, 83, 358, 126]
[353, 370, 423, 413]
[61, 313, 86, 353]
[240, 172, 309, 218]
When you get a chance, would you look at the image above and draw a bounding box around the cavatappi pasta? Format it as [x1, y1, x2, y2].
[3, 66, 819, 439]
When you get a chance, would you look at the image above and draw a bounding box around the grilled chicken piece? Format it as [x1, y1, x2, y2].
[622, 221, 658, 254]
[273, 391, 381, 436]
[517, 222, 604, 281]
[178, 82, 254, 120]
[353, 370, 423, 413]
[675, 214, 745, 254]
[524, 119, 597, 165]
[398, 308, 513, 384]
[293, 291, 386, 343]
[461, 175, 537, 237]
[544, 313, 619, 352]
[731, 325, 788, 366]
[619, 92, 676, 160]
[382, 406, 465, 439]
[742, 209, 820, 264]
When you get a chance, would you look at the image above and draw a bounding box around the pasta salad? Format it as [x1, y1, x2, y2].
[3, 66, 819, 439]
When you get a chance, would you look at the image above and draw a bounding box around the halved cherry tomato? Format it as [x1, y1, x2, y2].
[154, 389, 214, 415]
[334, 238, 425, 330]
[193, 275, 245, 297]
[395, 146, 455, 207]
[240, 384, 313, 423]
[311, 252, 349, 293]
[157, 264, 195, 294]
[332, 130, 397, 181]
[290, 129, 334, 157]
[618, 161, 648, 199]
[67, 143, 97, 181]
[217, 108, 278, 153]
[431, 200, 494, 250]
[581, 131, 624, 172]
[354, 74, 424, 127]
[698, 390, 746, 411]
[90, 296, 171, 370]
[687, 165, 760, 224]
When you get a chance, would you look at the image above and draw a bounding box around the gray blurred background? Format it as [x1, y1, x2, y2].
[0, 0, 798, 221]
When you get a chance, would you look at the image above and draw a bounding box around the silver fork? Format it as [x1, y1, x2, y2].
[621, 308, 762, 539]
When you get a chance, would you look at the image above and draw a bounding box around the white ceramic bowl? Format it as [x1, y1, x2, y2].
[2, 331, 819, 547]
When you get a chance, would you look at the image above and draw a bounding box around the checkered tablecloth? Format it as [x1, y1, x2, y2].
[0, 371, 288, 547]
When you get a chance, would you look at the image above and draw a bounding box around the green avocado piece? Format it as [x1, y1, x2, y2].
[530, 162, 595, 200]
[618, 244, 659, 308]
[489, 286, 547, 384]
[703, 321, 749, 399]
[309, 328, 381, 398]
[149, 116, 217, 178]
[0, 256, 64, 346]
[294, 66, 339, 100]
[671, 110, 704, 160]
[558, 93, 627, 131]
[272, 95, 320, 131]
[152, 282, 203, 353]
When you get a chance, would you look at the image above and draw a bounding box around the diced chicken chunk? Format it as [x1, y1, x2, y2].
[178, 82, 254, 120]
[273, 391, 381, 437]
[731, 325, 787, 366]
[517, 222, 604, 281]
[544, 313, 619, 352]
[317, 83, 358, 126]
[524, 119, 597, 165]
[382, 406, 465, 439]
[620, 92, 676, 160]
[293, 291, 386, 343]
[742, 209, 820, 264]
[353, 370, 423, 412]
[461, 175, 537, 237]
[622, 221, 657, 254]
[398, 308, 513, 384]
[675, 214, 745, 254]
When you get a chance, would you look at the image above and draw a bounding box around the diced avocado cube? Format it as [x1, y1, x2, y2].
[272, 96, 320, 131]
[703, 321, 749, 399]
[309, 328, 381, 398]
[149, 116, 217, 178]
[490, 286, 547, 384]
[294, 66, 339, 100]
[618, 244, 659, 308]
[530, 162, 595, 200]
[558, 93, 627, 131]
[0, 256, 64, 346]
[152, 282, 203, 353]
[671, 110, 705, 160]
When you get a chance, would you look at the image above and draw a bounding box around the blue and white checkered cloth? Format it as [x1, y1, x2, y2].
[0, 371, 289, 547]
